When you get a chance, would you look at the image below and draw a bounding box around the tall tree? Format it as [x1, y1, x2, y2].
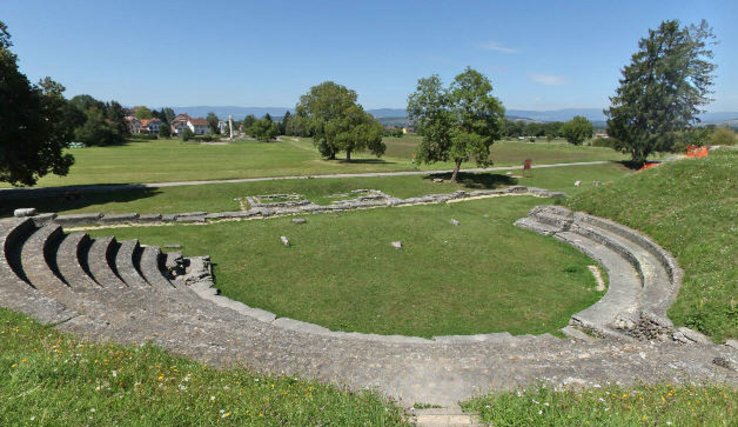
[161, 107, 176, 124]
[242, 114, 257, 135]
[296, 81, 386, 160]
[106, 101, 129, 138]
[560, 116, 594, 145]
[408, 67, 504, 181]
[327, 105, 385, 160]
[206, 112, 220, 134]
[0, 21, 74, 185]
[280, 110, 292, 135]
[606, 20, 716, 165]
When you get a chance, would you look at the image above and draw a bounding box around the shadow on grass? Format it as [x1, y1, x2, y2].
[424, 172, 518, 189]
[617, 160, 660, 170]
[335, 158, 398, 165]
[0, 184, 160, 217]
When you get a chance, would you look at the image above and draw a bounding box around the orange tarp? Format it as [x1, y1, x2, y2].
[686, 145, 709, 158]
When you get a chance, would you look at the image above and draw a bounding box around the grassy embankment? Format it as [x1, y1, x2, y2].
[462, 151, 738, 424]
[568, 150, 738, 342]
[0, 308, 407, 426]
[463, 383, 737, 426]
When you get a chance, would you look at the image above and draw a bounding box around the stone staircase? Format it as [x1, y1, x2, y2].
[515, 205, 706, 343]
[1, 212, 736, 413]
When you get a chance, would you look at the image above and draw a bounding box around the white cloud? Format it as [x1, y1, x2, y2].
[479, 41, 517, 54]
[529, 73, 567, 86]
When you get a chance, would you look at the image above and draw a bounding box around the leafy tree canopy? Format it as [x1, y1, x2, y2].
[206, 112, 220, 135]
[134, 106, 154, 120]
[296, 81, 385, 160]
[250, 117, 279, 142]
[0, 21, 74, 185]
[606, 19, 716, 165]
[560, 116, 594, 145]
[407, 67, 505, 181]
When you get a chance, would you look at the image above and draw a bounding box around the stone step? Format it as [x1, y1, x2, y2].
[0, 219, 77, 324]
[115, 240, 150, 289]
[528, 210, 573, 230]
[574, 223, 674, 321]
[412, 407, 482, 427]
[561, 325, 599, 342]
[571, 224, 645, 285]
[577, 214, 680, 283]
[55, 232, 101, 289]
[18, 224, 134, 334]
[513, 216, 561, 236]
[139, 246, 175, 292]
[555, 231, 642, 338]
[87, 237, 128, 289]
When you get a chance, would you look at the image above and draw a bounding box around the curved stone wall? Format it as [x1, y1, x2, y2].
[1, 200, 736, 406]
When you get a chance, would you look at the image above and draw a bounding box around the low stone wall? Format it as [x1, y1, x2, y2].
[23, 186, 565, 228]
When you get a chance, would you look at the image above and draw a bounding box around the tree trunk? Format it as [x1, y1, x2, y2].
[450, 159, 462, 182]
[346, 150, 351, 161]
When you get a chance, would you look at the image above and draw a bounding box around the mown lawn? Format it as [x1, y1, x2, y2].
[1, 162, 630, 216]
[88, 197, 604, 337]
[568, 150, 738, 342]
[0, 309, 407, 426]
[1, 136, 625, 188]
[462, 383, 738, 426]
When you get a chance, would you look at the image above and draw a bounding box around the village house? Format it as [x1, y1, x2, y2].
[170, 114, 191, 135]
[124, 116, 141, 134]
[140, 118, 162, 134]
[187, 118, 209, 135]
[124, 116, 163, 134]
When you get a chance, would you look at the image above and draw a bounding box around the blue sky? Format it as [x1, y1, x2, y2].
[2, 0, 736, 111]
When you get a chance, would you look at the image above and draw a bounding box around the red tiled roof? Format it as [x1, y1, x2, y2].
[189, 118, 209, 126]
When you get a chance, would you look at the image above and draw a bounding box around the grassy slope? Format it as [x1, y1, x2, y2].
[463, 383, 738, 426]
[0, 309, 407, 426]
[1, 136, 624, 188]
[2, 162, 630, 215]
[89, 197, 604, 337]
[568, 150, 738, 342]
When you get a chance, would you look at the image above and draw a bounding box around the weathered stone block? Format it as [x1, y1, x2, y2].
[99, 213, 139, 223]
[13, 208, 37, 217]
[53, 213, 102, 226]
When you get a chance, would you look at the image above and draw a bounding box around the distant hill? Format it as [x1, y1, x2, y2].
[169, 106, 738, 126]
[367, 108, 408, 118]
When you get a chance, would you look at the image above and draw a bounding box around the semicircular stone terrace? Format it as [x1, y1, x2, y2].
[1, 202, 737, 407]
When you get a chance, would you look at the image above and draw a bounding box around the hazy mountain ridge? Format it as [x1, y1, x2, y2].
[171, 106, 737, 125]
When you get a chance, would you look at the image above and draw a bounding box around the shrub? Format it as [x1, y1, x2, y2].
[711, 126, 736, 146]
[180, 128, 194, 142]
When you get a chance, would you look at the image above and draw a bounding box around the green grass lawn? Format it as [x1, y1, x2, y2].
[1, 162, 631, 216]
[384, 136, 626, 166]
[1, 136, 625, 188]
[88, 197, 604, 337]
[0, 308, 407, 426]
[462, 383, 738, 426]
[568, 150, 738, 342]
